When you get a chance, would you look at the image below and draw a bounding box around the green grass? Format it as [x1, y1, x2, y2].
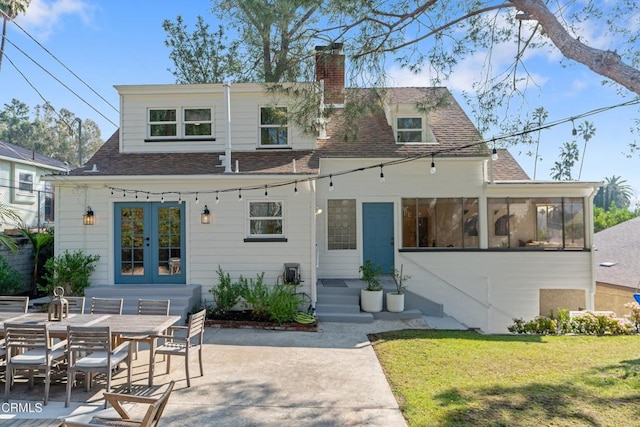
[369, 330, 640, 427]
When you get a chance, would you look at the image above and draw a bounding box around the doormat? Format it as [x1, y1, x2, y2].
[322, 279, 348, 287]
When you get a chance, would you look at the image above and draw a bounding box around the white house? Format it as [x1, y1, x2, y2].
[46, 47, 600, 332]
[0, 140, 69, 230]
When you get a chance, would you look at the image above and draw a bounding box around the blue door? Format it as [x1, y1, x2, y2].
[115, 202, 185, 284]
[363, 203, 394, 274]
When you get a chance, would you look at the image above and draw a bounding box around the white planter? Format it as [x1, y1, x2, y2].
[386, 292, 405, 313]
[360, 289, 383, 313]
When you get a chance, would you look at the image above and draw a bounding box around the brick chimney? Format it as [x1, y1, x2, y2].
[315, 43, 345, 105]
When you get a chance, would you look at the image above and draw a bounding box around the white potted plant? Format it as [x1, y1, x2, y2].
[359, 260, 383, 313]
[387, 264, 411, 313]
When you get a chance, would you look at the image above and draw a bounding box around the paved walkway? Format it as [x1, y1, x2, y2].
[1, 317, 460, 426]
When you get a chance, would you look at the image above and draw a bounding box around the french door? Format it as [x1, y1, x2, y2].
[114, 202, 185, 284]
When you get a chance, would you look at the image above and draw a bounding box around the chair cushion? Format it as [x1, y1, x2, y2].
[75, 350, 128, 368]
[11, 347, 65, 365]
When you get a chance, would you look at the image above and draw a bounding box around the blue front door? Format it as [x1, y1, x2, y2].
[114, 202, 185, 284]
[363, 203, 394, 274]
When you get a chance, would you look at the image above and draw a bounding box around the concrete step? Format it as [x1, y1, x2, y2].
[373, 309, 424, 320]
[316, 312, 374, 323]
[316, 302, 361, 314]
[317, 294, 359, 305]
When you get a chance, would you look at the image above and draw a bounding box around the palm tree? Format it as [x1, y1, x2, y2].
[0, 0, 31, 71]
[0, 201, 21, 252]
[594, 175, 633, 211]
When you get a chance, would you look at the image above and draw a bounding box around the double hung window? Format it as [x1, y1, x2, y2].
[249, 201, 283, 236]
[148, 107, 213, 139]
[260, 107, 288, 146]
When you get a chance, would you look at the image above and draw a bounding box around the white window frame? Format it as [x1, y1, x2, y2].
[396, 116, 423, 143]
[18, 172, 34, 193]
[147, 107, 214, 140]
[183, 107, 213, 137]
[247, 200, 285, 237]
[259, 106, 289, 147]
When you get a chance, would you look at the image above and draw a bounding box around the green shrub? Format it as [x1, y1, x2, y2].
[239, 272, 270, 318]
[0, 255, 24, 295]
[268, 284, 302, 324]
[209, 266, 242, 315]
[41, 250, 100, 296]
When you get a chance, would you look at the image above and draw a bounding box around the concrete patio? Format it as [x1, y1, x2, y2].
[1, 317, 465, 426]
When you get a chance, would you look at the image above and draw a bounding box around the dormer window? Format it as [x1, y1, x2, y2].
[184, 108, 212, 136]
[147, 107, 213, 140]
[396, 117, 423, 143]
[260, 106, 288, 147]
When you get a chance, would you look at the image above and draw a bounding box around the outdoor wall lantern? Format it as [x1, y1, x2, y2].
[83, 206, 95, 225]
[201, 205, 211, 224]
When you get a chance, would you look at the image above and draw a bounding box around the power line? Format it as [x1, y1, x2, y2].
[0, 8, 119, 114]
[3, 36, 117, 128]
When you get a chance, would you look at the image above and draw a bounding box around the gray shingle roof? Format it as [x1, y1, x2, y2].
[492, 149, 530, 180]
[594, 216, 640, 289]
[0, 140, 69, 170]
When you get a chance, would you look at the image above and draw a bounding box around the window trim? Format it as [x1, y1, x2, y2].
[147, 107, 214, 141]
[259, 106, 289, 147]
[247, 200, 285, 238]
[18, 172, 34, 193]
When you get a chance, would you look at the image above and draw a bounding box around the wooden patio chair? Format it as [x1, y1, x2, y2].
[153, 309, 206, 387]
[65, 325, 132, 408]
[126, 299, 171, 360]
[66, 296, 86, 314]
[0, 296, 29, 313]
[4, 322, 67, 405]
[90, 298, 123, 315]
[63, 380, 175, 427]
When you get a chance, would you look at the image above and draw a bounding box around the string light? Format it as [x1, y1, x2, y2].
[294, 181, 298, 196]
[178, 193, 182, 204]
[161, 193, 164, 203]
[264, 185, 269, 199]
[215, 191, 220, 204]
[430, 154, 436, 174]
[379, 164, 385, 183]
[238, 189, 243, 201]
[122, 190, 126, 197]
[195, 192, 199, 204]
[146, 192, 150, 200]
[571, 119, 577, 136]
[329, 175, 334, 191]
[135, 191, 138, 199]
[492, 140, 498, 161]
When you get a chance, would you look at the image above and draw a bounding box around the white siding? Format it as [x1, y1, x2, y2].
[54, 177, 316, 305]
[117, 84, 316, 154]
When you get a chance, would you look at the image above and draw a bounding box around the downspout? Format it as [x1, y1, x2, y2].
[223, 82, 233, 173]
[586, 184, 600, 311]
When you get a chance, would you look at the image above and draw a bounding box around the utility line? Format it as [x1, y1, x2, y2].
[3, 36, 118, 128]
[0, 7, 119, 116]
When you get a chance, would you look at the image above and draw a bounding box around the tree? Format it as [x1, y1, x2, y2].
[0, 98, 103, 165]
[594, 205, 639, 232]
[594, 175, 634, 211]
[550, 141, 578, 181]
[163, 15, 245, 84]
[167, 1, 640, 148]
[0, 0, 30, 71]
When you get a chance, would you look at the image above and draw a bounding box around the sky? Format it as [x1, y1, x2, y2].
[1, 0, 639, 203]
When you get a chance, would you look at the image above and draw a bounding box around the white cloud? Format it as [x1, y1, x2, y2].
[15, 0, 94, 40]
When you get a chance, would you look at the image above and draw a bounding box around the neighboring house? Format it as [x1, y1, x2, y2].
[593, 216, 640, 316]
[0, 140, 69, 230]
[46, 47, 600, 333]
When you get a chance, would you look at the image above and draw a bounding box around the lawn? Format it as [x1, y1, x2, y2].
[370, 330, 640, 427]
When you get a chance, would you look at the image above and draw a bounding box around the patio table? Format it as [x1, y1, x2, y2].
[0, 312, 181, 386]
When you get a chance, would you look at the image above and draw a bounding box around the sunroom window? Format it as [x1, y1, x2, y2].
[401, 198, 479, 248]
[249, 201, 283, 236]
[487, 197, 585, 249]
[260, 107, 288, 146]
